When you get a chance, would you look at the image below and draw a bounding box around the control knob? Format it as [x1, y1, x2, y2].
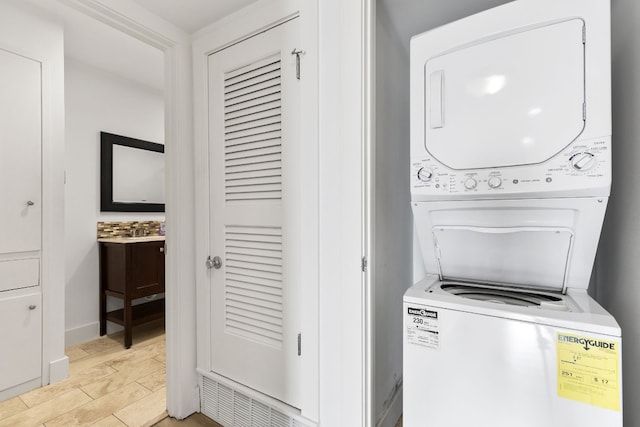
[417, 168, 434, 182]
[569, 152, 596, 171]
[488, 177, 503, 189]
[464, 177, 477, 190]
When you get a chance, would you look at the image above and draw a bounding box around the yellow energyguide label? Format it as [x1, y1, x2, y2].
[557, 332, 620, 411]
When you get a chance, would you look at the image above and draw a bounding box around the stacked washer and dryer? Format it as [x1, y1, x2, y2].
[403, 0, 622, 426]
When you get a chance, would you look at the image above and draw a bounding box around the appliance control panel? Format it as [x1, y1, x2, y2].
[411, 137, 610, 199]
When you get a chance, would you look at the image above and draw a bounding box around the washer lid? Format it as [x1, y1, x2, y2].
[424, 19, 585, 170]
[433, 226, 574, 292]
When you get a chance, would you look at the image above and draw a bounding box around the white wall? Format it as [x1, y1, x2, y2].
[64, 58, 164, 345]
[596, 1, 640, 425]
[373, 3, 412, 426]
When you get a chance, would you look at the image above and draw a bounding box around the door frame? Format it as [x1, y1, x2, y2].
[58, 0, 198, 418]
[316, 0, 375, 425]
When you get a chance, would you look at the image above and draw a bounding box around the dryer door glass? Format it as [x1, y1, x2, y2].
[424, 19, 585, 170]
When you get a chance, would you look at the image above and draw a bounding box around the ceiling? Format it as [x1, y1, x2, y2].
[130, 0, 259, 34]
[127, 0, 514, 41]
[13, 0, 260, 92]
[13, 0, 515, 93]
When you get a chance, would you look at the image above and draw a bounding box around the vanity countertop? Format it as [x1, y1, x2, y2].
[97, 235, 165, 244]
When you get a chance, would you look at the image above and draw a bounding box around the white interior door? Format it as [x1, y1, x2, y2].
[0, 48, 41, 254]
[207, 18, 304, 408]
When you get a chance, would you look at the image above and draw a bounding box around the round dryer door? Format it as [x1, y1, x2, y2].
[424, 19, 585, 170]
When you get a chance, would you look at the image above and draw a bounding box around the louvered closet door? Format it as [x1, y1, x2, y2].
[208, 18, 304, 409]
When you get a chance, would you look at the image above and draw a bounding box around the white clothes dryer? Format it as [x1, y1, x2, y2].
[404, 0, 621, 426]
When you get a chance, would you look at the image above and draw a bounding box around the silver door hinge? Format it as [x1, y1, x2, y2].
[582, 25, 586, 43]
[291, 48, 304, 80]
[297, 333, 302, 356]
[583, 102, 586, 121]
[361, 256, 368, 272]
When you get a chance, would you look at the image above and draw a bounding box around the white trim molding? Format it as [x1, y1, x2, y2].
[57, 0, 198, 418]
[317, 0, 373, 425]
[363, 0, 376, 424]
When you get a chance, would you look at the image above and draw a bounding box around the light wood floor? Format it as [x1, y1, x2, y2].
[0, 320, 220, 427]
[0, 321, 402, 426]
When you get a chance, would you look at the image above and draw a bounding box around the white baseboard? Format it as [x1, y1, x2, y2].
[0, 377, 41, 402]
[376, 384, 403, 427]
[65, 321, 100, 346]
[65, 321, 124, 347]
[49, 355, 69, 384]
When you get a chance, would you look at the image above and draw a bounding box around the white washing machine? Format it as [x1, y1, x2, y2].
[404, 0, 622, 426]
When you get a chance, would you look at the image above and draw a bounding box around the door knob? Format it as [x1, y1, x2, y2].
[29, 305, 36, 310]
[206, 256, 222, 270]
[27, 200, 35, 206]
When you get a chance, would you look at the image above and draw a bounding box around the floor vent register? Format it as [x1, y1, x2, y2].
[200, 376, 310, 427]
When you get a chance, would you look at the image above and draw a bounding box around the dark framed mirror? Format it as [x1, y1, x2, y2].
[100, 131, 165, 212]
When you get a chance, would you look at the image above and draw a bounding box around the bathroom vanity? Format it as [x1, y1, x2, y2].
[98, 236, 165, 348]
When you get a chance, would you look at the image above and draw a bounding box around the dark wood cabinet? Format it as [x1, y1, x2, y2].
[98, 239, 165, 348]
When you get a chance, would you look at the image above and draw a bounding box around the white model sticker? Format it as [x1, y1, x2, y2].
[406, 307, 439, 350]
